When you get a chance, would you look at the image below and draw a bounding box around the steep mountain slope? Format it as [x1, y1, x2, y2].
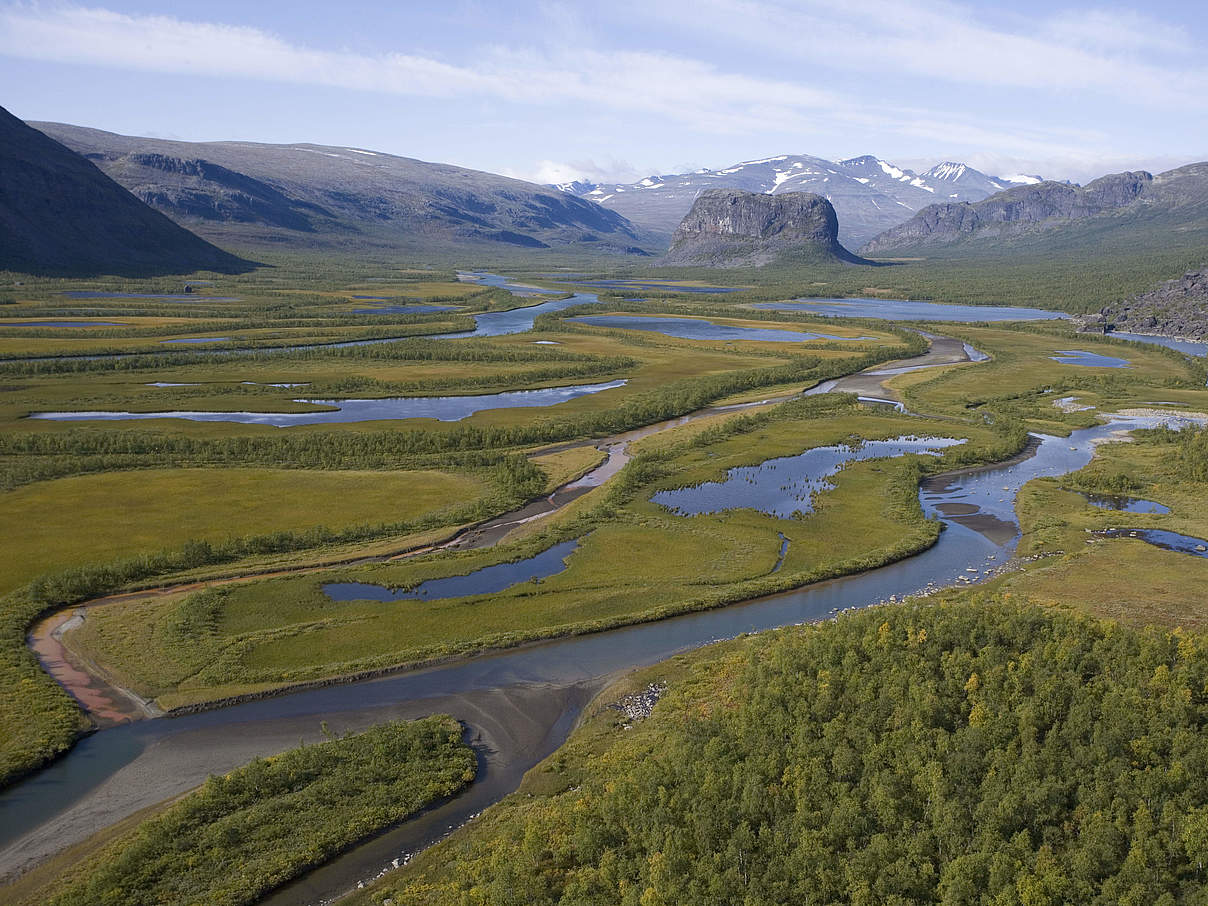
[556, 155, 1035, 248]
[34, 122, 655, 257]
[662, 189, 867, 267]
[0, 107, 251, 276]
[860, 164, 1208, 257]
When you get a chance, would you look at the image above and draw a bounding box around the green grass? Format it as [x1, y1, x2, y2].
[65, 403, 1012, 709]
[17, 716, 474, 906]
[1003, 430, 1208, 631]
[0, 467, 489, 596]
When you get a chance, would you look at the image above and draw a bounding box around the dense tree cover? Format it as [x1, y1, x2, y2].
[372, 600, 1208, 906]
[38, 717, 474, 906]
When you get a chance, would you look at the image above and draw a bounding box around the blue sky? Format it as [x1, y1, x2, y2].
[1, 1, 1205, 184]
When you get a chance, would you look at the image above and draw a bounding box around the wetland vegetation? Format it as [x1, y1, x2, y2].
[5, 255, 1208, 905]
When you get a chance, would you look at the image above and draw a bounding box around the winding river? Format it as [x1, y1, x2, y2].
[3, 277, 1206, 904]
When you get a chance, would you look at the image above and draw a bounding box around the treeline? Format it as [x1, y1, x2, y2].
[370, 599, 1208, 905]
[39, 717, 474, 906]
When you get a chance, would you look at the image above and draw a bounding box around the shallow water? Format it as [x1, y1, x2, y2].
[160, 337, 231, 344]
[1094, 528, 1208, 557]
[1077, 492, 1170, 514]
[753, 298, 1068, 322]
[324, 540, 579, 602]
[2, 414, 1202, 900]
[1051, 349, 1130, 368]
[29, 380, 628, 427]
[652, 435, 968, 518]
[569, 315, 870, 343]
[1107, 331, 1208, 358]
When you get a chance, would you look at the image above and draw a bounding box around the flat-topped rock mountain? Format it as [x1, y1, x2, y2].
[860, 164, 1208, 255]
[0, 107, 251, 276]
[555, 154, 1038, 248]
[1083, 267, 1208, 340]
[662, 189, 867, 267]
[33, 122, 656, 257]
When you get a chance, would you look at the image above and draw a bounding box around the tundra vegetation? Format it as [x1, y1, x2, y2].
[4, 252, 1208, 904]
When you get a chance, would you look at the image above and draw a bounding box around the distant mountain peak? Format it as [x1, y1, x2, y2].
[552, 152, 1040, 249]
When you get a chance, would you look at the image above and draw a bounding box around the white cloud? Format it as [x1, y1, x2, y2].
[0, 4, 842, 134]
[508, 158, 649, 186]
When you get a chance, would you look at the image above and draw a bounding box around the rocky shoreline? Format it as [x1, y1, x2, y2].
[1078, 267, 1208, 340]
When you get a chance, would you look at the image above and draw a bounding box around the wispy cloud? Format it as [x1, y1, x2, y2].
[1, 1, 1203, 183]
[0, 3, 842, 134]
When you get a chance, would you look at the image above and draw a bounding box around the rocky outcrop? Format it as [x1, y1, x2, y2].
[0, 106, 252, 276]
[662, 189, 867, 267]
[1086, 268, 1208, 340]
[860, 171, 1155, 254]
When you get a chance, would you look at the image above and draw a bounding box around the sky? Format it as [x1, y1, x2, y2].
[1, 0, 1205, 185]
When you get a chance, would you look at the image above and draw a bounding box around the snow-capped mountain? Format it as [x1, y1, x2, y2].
[555, 154, 1044, 248]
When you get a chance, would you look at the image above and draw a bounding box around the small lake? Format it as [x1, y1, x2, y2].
[568, 315, 869, 343]
[324, 540, 579, 602]
[29, 380, 627, 427]
[1094, 528, 1208, 557]
[1107, 332, 1208, 358]
[2, 321, 127, 328]
[652, 435, 967, 518]
[753, 298, 1068, 322]
[1051, 349, 1130, 368]
[1077, 491, 1170, 514]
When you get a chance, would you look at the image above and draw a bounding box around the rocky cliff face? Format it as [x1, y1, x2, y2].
[0, 106, 251, 276]
[1082, 268, 1208, 340]
[860, 171, 1155, 254]
[663, 189, 865, 267]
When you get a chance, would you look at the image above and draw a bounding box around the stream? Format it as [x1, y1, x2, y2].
[4, 276, 1207, 903]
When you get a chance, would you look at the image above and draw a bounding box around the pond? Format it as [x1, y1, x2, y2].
[1076, 491, 1170, 514]
[753, 298, 1068, 322]
[1094, 528, 1208, 557]
[568, 315, 870, 343]
[29, 380, 628, 427]
[1050, 349, 1130, 368]
[652, 435, 968, 518]
[160, 337, 231, 344]
[324, 540, 579, 603]
[1107, 332, 1208, 358]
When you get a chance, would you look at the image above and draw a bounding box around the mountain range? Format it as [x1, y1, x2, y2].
[554, 155, 1041, 248]
[860, 163, 1208, 256]
[33, 122, 659, 258]
[0, 107, 252, 277]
